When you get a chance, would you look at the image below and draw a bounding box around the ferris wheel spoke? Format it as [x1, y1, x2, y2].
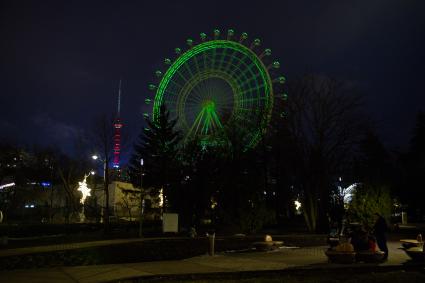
[167, 78, 185, 90]
[216, 48, 229, 71]
[225, 52, 252, 79]
[237, 72, 262, 89]
[174, 67, 195, 90]
[185, 94, 203, 105]
[154, 37, 278, 150]
[191, 54, 202, 79]
[235, 84, 267, 98]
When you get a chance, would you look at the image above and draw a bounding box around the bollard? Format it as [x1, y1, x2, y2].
[207, 233, 215, 256]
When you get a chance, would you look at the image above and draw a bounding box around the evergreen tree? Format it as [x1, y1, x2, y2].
[129, 105, 181, 211]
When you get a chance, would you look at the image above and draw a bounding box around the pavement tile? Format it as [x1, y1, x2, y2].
[0, 268, 75, 283]
[61, 265, 152, 283]
[127, 260, 229, 274]
[0, 240, 414, 283]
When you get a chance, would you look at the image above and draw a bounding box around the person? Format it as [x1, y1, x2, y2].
[373, 213, 388, 260]
[350, 226, 370, 252]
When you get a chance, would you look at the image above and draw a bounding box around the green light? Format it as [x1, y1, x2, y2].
[145, 98, 152, 104]
[253, 38, 261, 46]
[227, 29, 235, 37]
[273, 61, 280, 69]
[155, 70, 162, 78]
[213, 29, 220, 38]
[278, 76, 286, 84]
[187, 39, 193, 46]
[264, 49, 272, 56]
[241, 32, 248, 40]
[153, 39, 276, 150]
[175, 48, 182, 54]
[188, 100, 223, 138]
[200, 32, 207, 41]
[148, 84, 156, 90]
[164, 58, 172, 65]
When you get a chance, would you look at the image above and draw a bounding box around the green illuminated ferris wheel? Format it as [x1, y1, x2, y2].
[145, 29, 287, 149]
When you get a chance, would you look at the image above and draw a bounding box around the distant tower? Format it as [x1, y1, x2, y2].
[113, 80, 123, 169]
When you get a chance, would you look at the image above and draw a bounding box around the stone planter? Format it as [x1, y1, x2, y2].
[325, 250, 356, 264]
[356, 251, 385, 263]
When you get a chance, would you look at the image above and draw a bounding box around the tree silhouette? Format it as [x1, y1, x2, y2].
[129, 105, 181, 211]
[282, 74, 365, 232]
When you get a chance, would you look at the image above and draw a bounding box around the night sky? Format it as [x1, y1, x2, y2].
[1, 0, 424, 159]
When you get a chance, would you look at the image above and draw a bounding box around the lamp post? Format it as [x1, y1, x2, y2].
[139, 158, 144, 238]
[92, 154, 109, 227]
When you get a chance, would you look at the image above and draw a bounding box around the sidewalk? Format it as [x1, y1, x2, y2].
[0, 241, 412, 283]
[0, 237, 188, 257]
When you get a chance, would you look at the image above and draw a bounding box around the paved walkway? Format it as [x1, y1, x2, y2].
[0, 241, 413, 283]
[0, 237, 188, 257]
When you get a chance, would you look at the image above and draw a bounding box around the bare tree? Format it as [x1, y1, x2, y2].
[57, 155, 82, 223]
[284, 74, 365, 231]
[92, 114, 115, 232]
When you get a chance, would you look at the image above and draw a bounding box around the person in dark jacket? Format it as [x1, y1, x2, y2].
[373, 213, 389, 259]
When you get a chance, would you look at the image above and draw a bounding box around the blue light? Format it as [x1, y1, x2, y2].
[41, 182, 51, 187]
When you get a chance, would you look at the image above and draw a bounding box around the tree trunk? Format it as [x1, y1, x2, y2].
[303, 193, 317, 232]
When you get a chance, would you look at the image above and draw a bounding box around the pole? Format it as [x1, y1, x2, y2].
[103, 158, 110, 231]
[139, 158, 144, 237]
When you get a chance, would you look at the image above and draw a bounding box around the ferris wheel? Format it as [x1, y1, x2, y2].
[144, 29, 287, 149]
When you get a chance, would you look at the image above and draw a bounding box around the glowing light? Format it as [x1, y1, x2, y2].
[0, 182, 15, 190]
[153, 39, 275, 150]
[294, 200, 302, 211]
[341, 183, 359, 204]
[158, 188, 164, 208]
[92, 155, 99, 160]
[211, 197, 218, 209]
[41, 182, 51, 187]
[77, 175, 91, 204]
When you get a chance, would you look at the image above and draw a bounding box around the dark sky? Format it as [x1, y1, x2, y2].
[1, 0, 424, 158]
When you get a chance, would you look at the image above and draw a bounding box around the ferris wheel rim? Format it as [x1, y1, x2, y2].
[152, 38, 277, 149]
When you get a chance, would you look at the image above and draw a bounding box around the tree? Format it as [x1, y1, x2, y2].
[129, 105, 181, 211]
[354, 129, 394, 186]
[347, 184, 392, 229]
[91, 114, 115, 231]
[399, 111, 425, 219]
[56, 153, 86, 223]
[282, 74, 365, 232]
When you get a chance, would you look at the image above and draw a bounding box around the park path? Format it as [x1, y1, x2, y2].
[0, 241, 412, 283]
[0, 237, 189, 257]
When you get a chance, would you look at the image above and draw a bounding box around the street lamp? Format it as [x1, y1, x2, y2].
[139, 158, 144, 237]
[92, 154, 108, 226]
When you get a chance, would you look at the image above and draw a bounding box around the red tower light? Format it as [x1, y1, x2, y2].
[113, 80, 122, 169]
